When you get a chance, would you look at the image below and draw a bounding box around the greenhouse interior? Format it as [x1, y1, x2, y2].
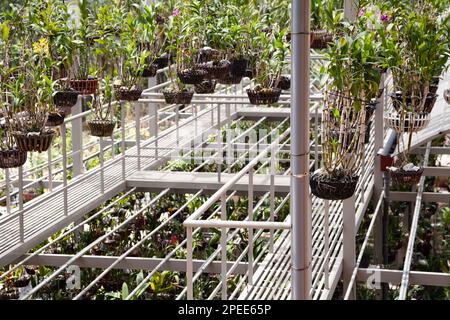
[0, 0, 449, 302]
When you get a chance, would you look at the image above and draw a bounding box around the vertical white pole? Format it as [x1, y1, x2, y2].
[270, 146, 275, 253]
[72, 96, 83, 177]
[100, 136, 104, 194]
[291, 0, 312, 300]
[248, 167, 254, 285]
[62, 123, 68, 216]
[343, 195, 356, 299]
[5, 168, 10, 215]
[135, 102, 141, 171]
[344, 0, 358, 21]
[18, 166, 24, 242]
[47, 147, 53, 192]
[121, 102, 126, 180]
[324, 200, 330, 290]
[187, 226, 193, 299]
[221, 193, 228, 299]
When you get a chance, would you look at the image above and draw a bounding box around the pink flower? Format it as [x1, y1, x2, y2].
[381, 13, 390, 22]
[358, 8, 365, 17]
[172, 8, 180, 17]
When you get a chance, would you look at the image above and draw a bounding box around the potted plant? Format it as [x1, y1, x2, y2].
[310, 27, 381, 200]
[246, 30, 288, 105]
[114, 13, 149, 102]
[310, 0, 342, 49]
[0, 21, 27, 168]
[68, 0, 99, 95]
[11, 38, 55, 153]
[87, 76, 116, 137]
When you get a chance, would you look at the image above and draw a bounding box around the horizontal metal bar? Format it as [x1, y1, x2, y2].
[23, 254, 249, 275]
[184, 219, 290, 230]
[356, 268, 450, 287]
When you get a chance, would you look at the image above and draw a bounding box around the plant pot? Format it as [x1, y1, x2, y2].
[245, 69, 254, 79]
[390, 92, 438, 114]
[142, 63, 158, 78]
[87, 120, 116, 137]
[389, 166, 424, 186]
[53, 90, 79, 108]
[177, 69, 207, 85]
[13, 130, 55, 153]
[197, 60, 230, 80]
[310, 30, 333, 49]
[46, 112, 65, 127]
[194, 80, 217, 94]
[384, 111, 431, 133]
[218, 73, 243, 85]
[309, 170, 359, 200]
[69, 78, 98, 95]
[277, 75, 291, 91]
[163, 91, 194, 105]
[247, 88, 282, 105]
[198, 47, 220, 63]
[58, 106, 72, 116]
[13, 275, 31, 288]
[0, 148, 27, 169]
[154, 56, 169, 69]
[229, 58, 249, 77]
[0, 289, 19, 300]
[115, 87, 143, 101]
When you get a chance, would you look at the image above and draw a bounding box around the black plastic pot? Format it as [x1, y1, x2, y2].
[309, 171, 359, 200]
[229, 58, 249, 77]
[277, 76, 291, 91]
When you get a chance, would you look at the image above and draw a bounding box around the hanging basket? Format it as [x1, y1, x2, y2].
[384, 111, 431, 133]
[390, 92, 438, 114]
[218, 73, 243, 85]
[389, 167, 424, 186]
[58, 106, 72, 116]
[229, 58, 249, 77]
[69, 78, 99, 95]
[153, 54, 170, 69]
[87, 120, 116, 137]
[277, 75, 291, 91]
[194, 80, 217, 94]
[310, 30, 333, 49]
[162, 91, 194, 105]
[53, 90, 79, 108]
[115, 87, 143, 101]
[46, 112, 65, 127]
[13, 130, 55, 153]
[177, 69, 207, 85]
[198, 47, 221, 63]
[247, 88, 282, 105]
[309, 171, 359, 200]
[142, 64, 158, 78]
[0, 148, 27, 169]
[197, 61, 230, 80]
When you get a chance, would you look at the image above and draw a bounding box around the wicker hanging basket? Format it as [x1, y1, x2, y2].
[115, 88, 143, 101]
[390, 93, 438, 114]
[389, 167, 424, 186]
[384, 111, 431, 133]
[194, 80, 217, 94]
[277, 76, 291, 91]
[218, 73, 243, 85]
[46, 112, 65, 127]
[309, 171, 359, 200]
[197, 60, 230, 80]
[162, 91, 194, 105]
[0, 148, 27, 169]
[141, 63, 158, 78]
[87, 120, 116, 137]
[310, 30, 333, 49]
[247, 88, 282, 105]
[13, 130, 56, 153]
[177, 69, 207, 85]
[229, 58, 249, 77]
[53, 90, 79, 108]
[69, 78, 99, 95]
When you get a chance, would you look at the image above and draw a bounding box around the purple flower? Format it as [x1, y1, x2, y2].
[381, 13, 390, 22]
[172, 8, 180, 17]
[358, 8, 365, 17]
